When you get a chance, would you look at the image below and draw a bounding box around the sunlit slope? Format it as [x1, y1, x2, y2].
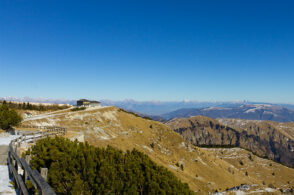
[203, 147, 294, 191]
[21, 106, 294, 193]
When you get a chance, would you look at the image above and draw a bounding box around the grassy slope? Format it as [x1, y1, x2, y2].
[20, 106, 294, 193]
[203, 147, 294, 189]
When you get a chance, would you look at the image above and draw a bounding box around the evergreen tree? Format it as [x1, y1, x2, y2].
[26, 137, 193, 195]
[0, 102, 22, 130]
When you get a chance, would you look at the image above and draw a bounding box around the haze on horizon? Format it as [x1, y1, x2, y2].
[1, 1, 294, 104]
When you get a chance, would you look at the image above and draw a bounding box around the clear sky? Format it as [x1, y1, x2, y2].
[0, 0, 293, 103]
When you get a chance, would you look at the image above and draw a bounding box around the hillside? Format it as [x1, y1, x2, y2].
[161, 104, 294, 122]
[27, 137, 193, 194]
[202, 147, 294, 194]
[20, 106, 294, 193]
[166, 116, 294, 167]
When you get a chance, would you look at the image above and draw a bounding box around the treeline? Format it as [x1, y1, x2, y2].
[0, 102, 22, 130]
[0, 101, 70, 111]
[26, 137, 193, 195]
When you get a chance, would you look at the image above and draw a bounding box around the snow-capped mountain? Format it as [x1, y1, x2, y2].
[161, 104, 294, 122]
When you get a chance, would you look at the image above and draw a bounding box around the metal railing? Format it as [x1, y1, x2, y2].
[8, 126, 66, 195]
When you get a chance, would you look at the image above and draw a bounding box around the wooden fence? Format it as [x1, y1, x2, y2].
[8, 126, 66, 195]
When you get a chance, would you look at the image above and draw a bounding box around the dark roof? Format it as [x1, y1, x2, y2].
[77, 99, 100, 103]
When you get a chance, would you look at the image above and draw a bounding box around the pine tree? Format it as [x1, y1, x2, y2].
[26, 137, 193, 194]
[0, 103, 22, 130]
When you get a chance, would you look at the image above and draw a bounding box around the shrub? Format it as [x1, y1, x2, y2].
[26, 137, 193, 194]
[180, 164, 184, 171]
[248, 154, 253, 161]
[71, 107, 86, 111]
[150, 143, 155, 148]
[0, 102, 22, 130]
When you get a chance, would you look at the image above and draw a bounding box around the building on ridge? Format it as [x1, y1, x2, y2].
[77, 99, 101, 107]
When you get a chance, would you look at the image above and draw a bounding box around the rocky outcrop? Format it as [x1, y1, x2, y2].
[167, 116, 294, 167]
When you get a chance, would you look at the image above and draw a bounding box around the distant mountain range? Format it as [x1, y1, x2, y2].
[161, 104, 294, 122]
[100, 99, 251, 115]
[2, 97, 294, 122]
[0, 96, 76, 105]
[100, 100, 294, 116]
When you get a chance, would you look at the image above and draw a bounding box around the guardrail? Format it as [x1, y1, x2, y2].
[8, 126, 66, 195]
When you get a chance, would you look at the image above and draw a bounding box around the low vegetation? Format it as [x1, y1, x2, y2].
[0, 102, 22, 130]
[26, 137, 193, 194]
[71, 107, 86, 111]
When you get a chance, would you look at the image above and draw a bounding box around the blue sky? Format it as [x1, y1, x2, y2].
[0, 0, 294, 103]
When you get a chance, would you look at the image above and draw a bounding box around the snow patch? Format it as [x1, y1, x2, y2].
[93, 127, 111, 140]
[142, 145, 153, 153]
[203, 107, 232, 111]
[70, 113, 91, 120]
[102, 111, 117, 121]
[196, 157, 207, 166]
[0, 165, 16, 194]
[0, 135, 20, 146]
[169, 165, 178, 170]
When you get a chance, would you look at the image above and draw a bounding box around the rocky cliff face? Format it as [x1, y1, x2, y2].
[167, 116, 294, 167]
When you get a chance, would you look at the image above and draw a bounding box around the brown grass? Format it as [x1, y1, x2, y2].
[20, 106, 294, 193]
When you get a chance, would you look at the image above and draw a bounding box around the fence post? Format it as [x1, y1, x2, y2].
[23, 155, 31, 183]
[17, 141, 21, 157]
[41, 168, 48, 181]
[26, 155, 31, 165]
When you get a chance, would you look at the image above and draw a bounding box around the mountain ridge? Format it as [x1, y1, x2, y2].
[2, 97, 294, 116]
[161, 104, 294, 122]
[166, 116, 294, 167]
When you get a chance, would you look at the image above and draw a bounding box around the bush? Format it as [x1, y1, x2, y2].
[0, 102, 22, 130]
[71, 107, 86, 111]
[248, 154, 253, 161]
[150, 143, 155, 148]
[180, 164, 184, 171]
[26, 137, 193, 195]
